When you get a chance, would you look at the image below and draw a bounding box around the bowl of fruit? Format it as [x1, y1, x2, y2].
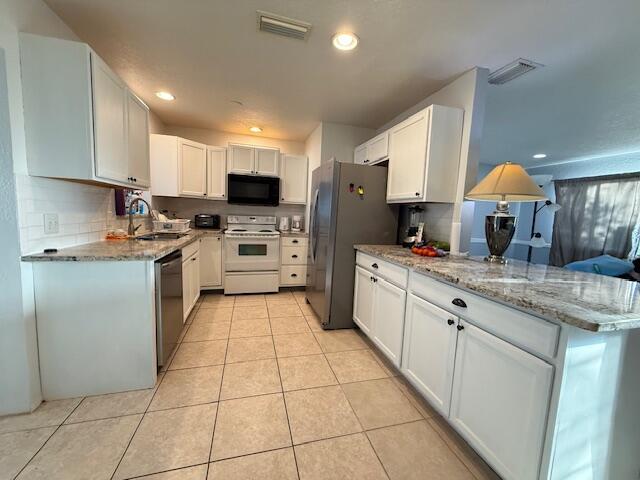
[410, 241, 448, 258]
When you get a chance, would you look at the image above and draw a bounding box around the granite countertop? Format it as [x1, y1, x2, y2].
[279, 231, 308, 237]
[355, 244, 640, 332]
[22, 231, 205, 262]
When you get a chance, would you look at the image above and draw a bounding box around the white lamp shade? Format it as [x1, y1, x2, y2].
[466, 162, 547, 202]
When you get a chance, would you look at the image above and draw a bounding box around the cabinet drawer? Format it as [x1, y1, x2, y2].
[281, 245, 307, 265]
[280, 265, 306, 285]
[281, 236, 308, 247]
[181, 239, 199, 260]
[409, 272, 559, 359]
[356, 252, 408, 289]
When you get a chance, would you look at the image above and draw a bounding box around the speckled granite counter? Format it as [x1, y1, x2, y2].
[22, 231, 205, 262]
[355, 244, 640, 332]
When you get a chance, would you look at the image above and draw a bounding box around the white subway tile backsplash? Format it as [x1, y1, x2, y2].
[15, 174, 126, 255]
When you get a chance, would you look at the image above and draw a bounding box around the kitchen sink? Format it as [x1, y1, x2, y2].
[135, 232, 186, 241]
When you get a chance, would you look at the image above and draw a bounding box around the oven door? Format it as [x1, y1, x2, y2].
[224, 234, 280, 271]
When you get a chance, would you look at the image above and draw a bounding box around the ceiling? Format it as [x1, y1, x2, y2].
[44, 0, 640, 148]
[481, 0, 640, 167]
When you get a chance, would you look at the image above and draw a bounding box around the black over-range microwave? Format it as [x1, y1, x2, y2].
[227, 174, 280, 206]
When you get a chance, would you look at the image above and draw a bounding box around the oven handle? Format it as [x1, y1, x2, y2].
[309, 188, 320, 264]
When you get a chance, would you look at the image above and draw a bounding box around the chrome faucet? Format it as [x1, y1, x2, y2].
[128, 197, 152, 236]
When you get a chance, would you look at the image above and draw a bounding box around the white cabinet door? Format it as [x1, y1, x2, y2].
[354, 144, 367, 165]
[450, 320, 553, 480]
[280, 154, 308, 204]
[402, 294, 458, 416]
[368, 132, 389, 163]
[179, 139, 207, 197]
[191, 250, 200, 306]
[386, 109, 429, 202]
[255, 147, 279, 176]
[353, 266, 376, 336]
[200, 235, 223, 288]
[126, 90, 150, 187]
[207, 147, 226, 199]
[228, 144, 255, 174]
[182, 257, 192, 322]
[91, 53, 127, 183]
[372, 276, 406, 367]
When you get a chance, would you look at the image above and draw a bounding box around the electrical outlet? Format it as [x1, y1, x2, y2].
[43, 213, 59, 234]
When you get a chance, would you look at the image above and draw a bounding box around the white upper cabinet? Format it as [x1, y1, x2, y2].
[354, 144, 367, 164]
[386, 104, 463, 203]
[19, 34, 149, 189]
[92, 54, 128, 184]
[449, 320, 553, 480]
[207, 147, 227, 199]
[126, 91, 150, 187]
[402, 294, 458, 416]
[179, 139, 207, 197]
[228, 144, 254, 174]
[280, 154, 308, 204]
[228, 144, 280, 176]
[150, 135, 226, 200]
[255, 147, 279, 176]
[353, 131, 389, 165]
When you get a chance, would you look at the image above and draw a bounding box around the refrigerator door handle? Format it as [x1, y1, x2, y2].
[309, 188, 320, 264]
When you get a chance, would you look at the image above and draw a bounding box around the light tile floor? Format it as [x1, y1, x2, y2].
[1, 290, 500, 480]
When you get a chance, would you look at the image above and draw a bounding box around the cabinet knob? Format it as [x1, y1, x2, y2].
[133, 178, 137, 182]
[447, 319, 455, 326]
[292, 254, 298, 258]
[292, 239, 298, 244]
[452, 298, 467, 308]
[291, 273, 297, 278]
[371, 263, 378, 269]
[203, 193, 207, 196]
[456, 324, 465, 331]
[415, 192, 420, 196]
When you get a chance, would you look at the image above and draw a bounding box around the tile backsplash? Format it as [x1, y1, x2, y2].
[15, 174, 149, 255]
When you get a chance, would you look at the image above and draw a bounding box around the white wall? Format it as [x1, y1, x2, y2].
[304, 123, 322, 232]
[320, 122, 375, 164]
[377, 68, 489, 253]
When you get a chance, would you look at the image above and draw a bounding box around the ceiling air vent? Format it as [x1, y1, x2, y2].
[488, 58, 544, 85]
[257, 11, 311, 40]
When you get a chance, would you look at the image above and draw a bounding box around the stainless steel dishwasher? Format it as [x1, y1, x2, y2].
[155, 250, 183, 367]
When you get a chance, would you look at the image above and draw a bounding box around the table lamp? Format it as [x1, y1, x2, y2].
[466, 162, 547, 263]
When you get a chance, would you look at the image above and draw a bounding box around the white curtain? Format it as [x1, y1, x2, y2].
[550, 173, 640, 266]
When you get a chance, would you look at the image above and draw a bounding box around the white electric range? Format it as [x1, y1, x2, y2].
[224, 215, 281, 294]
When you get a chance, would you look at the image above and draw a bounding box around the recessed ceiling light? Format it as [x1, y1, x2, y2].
[332, 32, 359, 51]
[249, 126, 263, 133]
[155, 91, 175, 101]
[532, 153, 547, 159]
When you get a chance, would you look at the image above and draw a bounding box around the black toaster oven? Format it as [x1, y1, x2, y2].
[194, 214, 220, 229]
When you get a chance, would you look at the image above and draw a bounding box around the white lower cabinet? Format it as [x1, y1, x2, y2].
[200, 235, 223, 289]
[402, 294, 458, 416]
[354, 255, 557, 480]
[372, 277, 406, 366]
[182, 242, 201, 321]
[353, 266, 376, 335]
[353, 262, 406, 366]
[279, 236, 308, 286]
[450, 320, 553, 480]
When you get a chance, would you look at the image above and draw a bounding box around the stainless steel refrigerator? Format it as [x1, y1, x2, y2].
[306, 160, 398, 329]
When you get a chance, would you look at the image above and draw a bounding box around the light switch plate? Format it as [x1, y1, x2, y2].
[44, 213, 59, 234]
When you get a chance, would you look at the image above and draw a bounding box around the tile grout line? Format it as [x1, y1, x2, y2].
[12, 396, 86, 479]
[205, 296, 234, 478]
[272, 327, 302, 480]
